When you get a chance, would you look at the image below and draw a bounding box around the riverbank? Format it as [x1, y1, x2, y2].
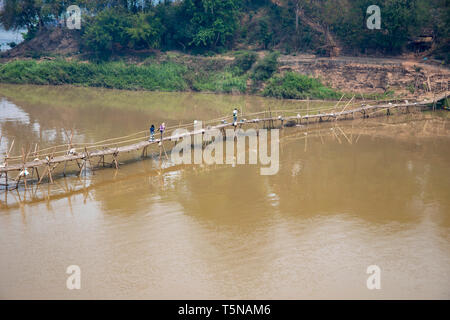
[0, 54, 345, 99]
[0, 52, 402, 101]
[0, 51, 448, 101]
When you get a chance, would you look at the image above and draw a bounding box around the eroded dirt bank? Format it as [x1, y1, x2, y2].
[279, 54, 450, 98]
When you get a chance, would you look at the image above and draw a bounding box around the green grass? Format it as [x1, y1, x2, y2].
[0, 59, 189, 91]
[191, 71, 247, 93]
[0, 59, 394, 100]
[263, 72, 341, 100]
[0, 59, 250, 94]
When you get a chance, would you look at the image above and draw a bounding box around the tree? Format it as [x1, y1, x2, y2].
[0, 0, 43, 32]
[126, 12, 163, 49]
[0, 0, 70, 36]
[179, 0, 241, 50]
[81, 9, 130, 59]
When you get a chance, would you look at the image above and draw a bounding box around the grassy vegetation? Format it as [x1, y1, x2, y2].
[251, 51, 279, 81]
[0, 55, 344, 100]
[0, 59, 251, 93]
[0, 59, 189, 91]
[191, 71, 248, 93]
[233, 51, 258, 74]
[263, 72, 341, 100]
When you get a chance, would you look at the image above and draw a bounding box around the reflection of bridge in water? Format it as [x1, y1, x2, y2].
[0, 91, 448, 194]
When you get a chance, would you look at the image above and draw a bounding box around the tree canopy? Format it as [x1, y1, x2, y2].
[1, 0, 448, 60]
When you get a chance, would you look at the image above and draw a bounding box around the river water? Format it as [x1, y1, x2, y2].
[0, 84, 449, 299]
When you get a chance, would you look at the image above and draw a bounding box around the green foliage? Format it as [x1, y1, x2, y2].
[21, 25, 39, 41]
[432, 0, 450, 63]
[81, 9, 163, 59]
[0, 57, 250, 94]
[243, 2, 322, 52]
[0, 58, 248, 93]
[79, 1, 241, 56]
[125, 12, 163, 50]
[179, 0, 241, 50]
[81, 9, 130, 59]
[192, 71, 247, 93]
[327, 0, 435, 54]
[0, 59, 188, 91]
[251, 51, 279, 81]
[0, 0, 61, 32]
[263, 72, 341, 100]
[233, 51, 258, 74]
[2, 0, 448, 57]
[255, 17, 273, 49]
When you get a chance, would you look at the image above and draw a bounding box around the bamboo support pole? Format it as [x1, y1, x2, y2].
[3, 139, 15, 190]
[78, 160, 85, 177]
[113, 151, 119, 170]
[84, 147, 94, 176]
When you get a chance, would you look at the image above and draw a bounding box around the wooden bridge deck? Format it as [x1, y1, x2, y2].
[0, 92, 448, 180]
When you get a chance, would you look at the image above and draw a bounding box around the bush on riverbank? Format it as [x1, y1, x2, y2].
[251, 51, 279, 81]
[233, 51, 258, 75]
[263, 72, 341, 100]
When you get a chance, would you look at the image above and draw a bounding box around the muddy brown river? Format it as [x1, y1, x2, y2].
[0, 84, 449, 299]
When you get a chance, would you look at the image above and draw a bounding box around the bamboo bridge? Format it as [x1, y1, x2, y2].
[0, 91, 448, 191]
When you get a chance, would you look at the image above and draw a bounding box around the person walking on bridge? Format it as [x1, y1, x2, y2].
[149, 124, 155, 142]
[159, 123, 166, 141]
[233, 108, 238, 126]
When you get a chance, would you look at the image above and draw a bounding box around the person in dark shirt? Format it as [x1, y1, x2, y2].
[149, 124, 155, 142]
